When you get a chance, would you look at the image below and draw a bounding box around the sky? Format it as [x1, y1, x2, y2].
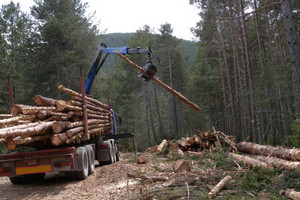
[1, 0, 200, 41]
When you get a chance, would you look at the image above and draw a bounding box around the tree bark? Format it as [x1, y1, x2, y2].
[251, 154, 300, 171]
[227, 152, 270, 168]
[237, 141, 300, 161]
[11, 104, 56, 116]
[208, 175, 232, 199]
[58, 85, 109, 109]
[281, 0, 300, 117]
[284, 189, 300, 200]
[33, 95, 56, 107]
[117, 54, 201, 111]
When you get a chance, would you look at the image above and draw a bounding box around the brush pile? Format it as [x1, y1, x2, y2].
[0, 85, 112, 151]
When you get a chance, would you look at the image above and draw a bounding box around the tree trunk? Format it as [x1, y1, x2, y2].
[281, 0, 300, 118]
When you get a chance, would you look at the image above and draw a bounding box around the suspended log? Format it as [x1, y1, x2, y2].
[6, 135, 51, 151]
[227, 152, 270, 168]
[208, 176, 232, 199]
[11, 104, 56, 116]
[58, 85, 109, 109]
[52, 121, 72, 133]
[117, 54, 201, 111]
[237, 141, 300, 161]
[33, 95, 56, 107]
[251, 155, 300, 171]
[0, 115, 36, 125]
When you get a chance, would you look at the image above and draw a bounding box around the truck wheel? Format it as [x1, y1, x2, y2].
[115, 143, 120, 162]
[85, 145, 95, 174]
[111, 141, 117, 163]
[75, 147, 89, 180]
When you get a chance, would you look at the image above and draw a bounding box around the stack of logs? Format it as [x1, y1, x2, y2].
[154, 130, 236, 155]
[228, 142, 300, 171]
[0, 85, 112, 151]
[176, 130, 236, 153]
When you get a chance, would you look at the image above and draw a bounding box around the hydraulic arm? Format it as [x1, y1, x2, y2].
[84, 43, 158, 95]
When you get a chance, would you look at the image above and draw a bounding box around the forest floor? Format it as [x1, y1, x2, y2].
[0, 149, 299, 200]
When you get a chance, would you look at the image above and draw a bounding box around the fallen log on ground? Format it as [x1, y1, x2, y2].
[251, 154, 300, 171]
[227, 152, 270, 168]
[282, 189, 300, 200]
[208, 175, 232, 199]
[237, 141, 300, 161]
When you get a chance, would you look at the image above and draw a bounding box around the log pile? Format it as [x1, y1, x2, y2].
[234, 142, 300, 171]
[152, 130, 236, 155]
[0, 85, 112, 151]
[176, 130, 236, 153]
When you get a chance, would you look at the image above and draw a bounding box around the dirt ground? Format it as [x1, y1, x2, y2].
[0, 150, 291, 200]
[0, 153, 151, 200]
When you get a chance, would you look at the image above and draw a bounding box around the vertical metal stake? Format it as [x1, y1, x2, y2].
[80, 67, 90, 140]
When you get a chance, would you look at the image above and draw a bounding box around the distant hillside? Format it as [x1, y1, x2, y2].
[97, 33, 197, 72]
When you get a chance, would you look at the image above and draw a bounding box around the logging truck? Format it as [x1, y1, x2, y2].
[0, 44, 200, 184]
[0, 108, 127, 184]
[0, 45, 155, 184]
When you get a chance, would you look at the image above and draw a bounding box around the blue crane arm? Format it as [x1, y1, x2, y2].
[84, 46, 151, 95]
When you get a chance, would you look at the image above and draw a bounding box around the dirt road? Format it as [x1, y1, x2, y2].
[0, 153, 144, 200]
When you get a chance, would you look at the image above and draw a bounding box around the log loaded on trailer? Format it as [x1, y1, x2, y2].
[0, 44, 157, 184]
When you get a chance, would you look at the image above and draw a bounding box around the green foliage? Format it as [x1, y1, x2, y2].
[30, 0, 99, 98]
[241, 166, 276, 192]
[204, 147, 235, 170]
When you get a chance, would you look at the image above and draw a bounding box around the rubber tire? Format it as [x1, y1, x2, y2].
[85, 145, 95, 174]
[74, 147, 89, 180]
[111, 141, 117, 163]
[115, 143, 120, 162]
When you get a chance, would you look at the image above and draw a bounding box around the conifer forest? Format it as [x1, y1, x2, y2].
[0, 0, 300, 151]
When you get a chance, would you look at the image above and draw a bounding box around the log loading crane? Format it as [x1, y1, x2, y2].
[0, 44, 159, 184]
